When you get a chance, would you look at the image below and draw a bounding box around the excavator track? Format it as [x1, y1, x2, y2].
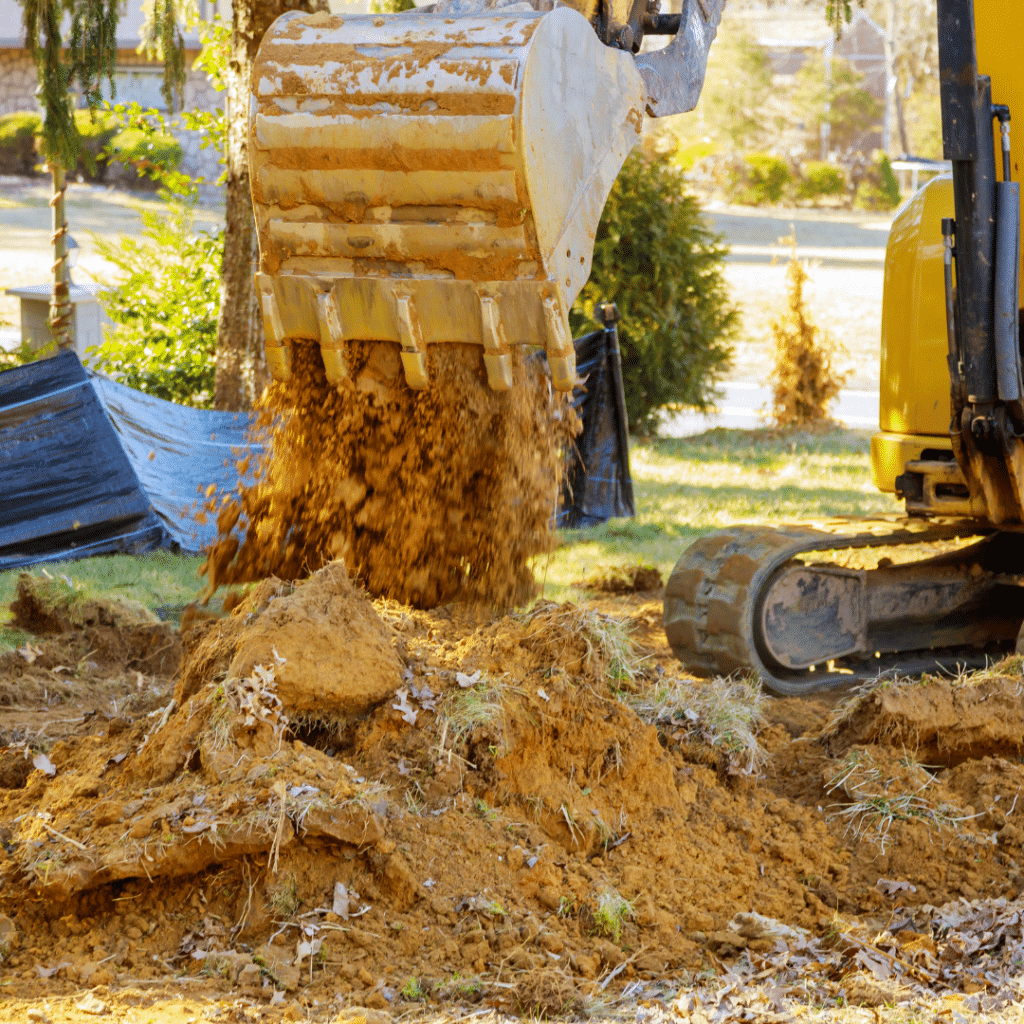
[663, 515, 1024, 696]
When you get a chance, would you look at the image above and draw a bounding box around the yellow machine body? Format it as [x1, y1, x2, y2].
[872, 0, 1024, 494]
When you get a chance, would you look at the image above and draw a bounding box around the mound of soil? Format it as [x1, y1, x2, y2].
[825, 674, 1024, 766]
[1, 574, 181, 697]
[178, 564, 403, 720]
[579, 564, 664, 594]
[202, 341, 577, 609]
[3, 579, 1024, 1018]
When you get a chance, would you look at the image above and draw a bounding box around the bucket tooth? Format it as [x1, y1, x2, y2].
[479, 296, 514, 392]
[542, 296, 576, 391]
[316, 291, 349, 386]
[259, 287, 292, 383]
[396, 295, 429, 390]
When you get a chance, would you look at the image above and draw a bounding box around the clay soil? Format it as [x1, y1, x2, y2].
[3, 570, 1024, 1022]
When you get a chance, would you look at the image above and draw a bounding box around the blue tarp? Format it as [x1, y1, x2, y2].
[0, 351, 259, 570]
[0, 335, 627, 571]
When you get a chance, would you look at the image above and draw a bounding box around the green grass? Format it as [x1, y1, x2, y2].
[534, 426, 900, 601]
[0, 426, 898, 632]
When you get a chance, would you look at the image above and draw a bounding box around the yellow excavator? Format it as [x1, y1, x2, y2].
[664, 0, 1024, 694]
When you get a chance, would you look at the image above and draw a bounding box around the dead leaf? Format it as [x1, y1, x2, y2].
[392, 688, 418, 725]
[17, 643, 43, 664]
[36, 961, 71, 978]
[877, 877, 917, 897]
[75, 993, 109, 1015]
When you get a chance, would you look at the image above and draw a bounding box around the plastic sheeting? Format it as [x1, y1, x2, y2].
[558, 326, 636, 528]
[91, 376, 259, 552]
[0, 351, 259, 570]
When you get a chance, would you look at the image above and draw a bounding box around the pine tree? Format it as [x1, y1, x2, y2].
[20, 0, 185, 349]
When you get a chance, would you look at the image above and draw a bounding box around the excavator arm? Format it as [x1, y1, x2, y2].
[248, 0, 725, 392]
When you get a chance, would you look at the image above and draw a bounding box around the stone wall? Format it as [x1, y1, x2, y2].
[0, 46, 223, 182]
[0, 49, 37, 116]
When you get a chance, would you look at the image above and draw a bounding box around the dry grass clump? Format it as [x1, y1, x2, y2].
[437, 682, 504, 749]
[768, 233, 850, 428]
[592, 887, 634, 942]
[824, 747, 974, 853]
[633, 675, 768, 776]
[523, 603, 639, 683]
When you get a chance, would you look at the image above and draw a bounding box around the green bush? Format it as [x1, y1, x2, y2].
[88, 189, 221, 406]
[0, 112, 42, 174]
[73, 110, 119, 180]
[108, 126, 182, 177]
[854, 153, 902, 211]
[798, 161, 847, 200]
[734, 153, 791, 205]
[570, 152, 738, 435]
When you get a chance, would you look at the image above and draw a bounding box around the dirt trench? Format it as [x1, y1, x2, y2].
[3, 569, 1024, 1020]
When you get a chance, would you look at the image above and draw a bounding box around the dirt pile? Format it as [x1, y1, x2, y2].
[3, 581, 1024, 1017]
[201, 341, 577, 609]
[6, 572, 180, 679]
[578, 564, 664, 595]
[824, 670, 1024, 766]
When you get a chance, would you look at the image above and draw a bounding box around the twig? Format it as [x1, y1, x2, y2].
[37, 819, 89, 851]
[269, 780, 288, 875]
[599, 946, 647, 990]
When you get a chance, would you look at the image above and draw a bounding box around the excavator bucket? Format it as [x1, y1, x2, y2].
[249, 6, 646, 392]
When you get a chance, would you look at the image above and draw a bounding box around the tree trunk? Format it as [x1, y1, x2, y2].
[214, 0, 327, 411]
[49, 163, 72, 351]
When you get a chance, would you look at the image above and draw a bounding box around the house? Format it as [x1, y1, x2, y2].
[0, 0, 238, 181]
[755, 8, 890, 154]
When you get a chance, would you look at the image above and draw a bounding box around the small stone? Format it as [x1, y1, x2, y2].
[128, 817, 153, 839]
[357, 966, 375, 986]
[364, 992, 389, 1010]
[73, 778, 102, 799]
[273, 963, 301, 991]
[506, 846, 524, 871]
[536, 885, 561, 911]
[573, 951, 600, 979]
[237, 963, 262, 991]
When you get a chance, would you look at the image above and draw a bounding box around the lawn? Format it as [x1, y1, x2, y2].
[537, 425, 900, 600]
[0, 425, 900, 644]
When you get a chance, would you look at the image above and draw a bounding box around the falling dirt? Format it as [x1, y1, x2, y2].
[202, 341, 576, 610]
[4, 571, 1024, 1021]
